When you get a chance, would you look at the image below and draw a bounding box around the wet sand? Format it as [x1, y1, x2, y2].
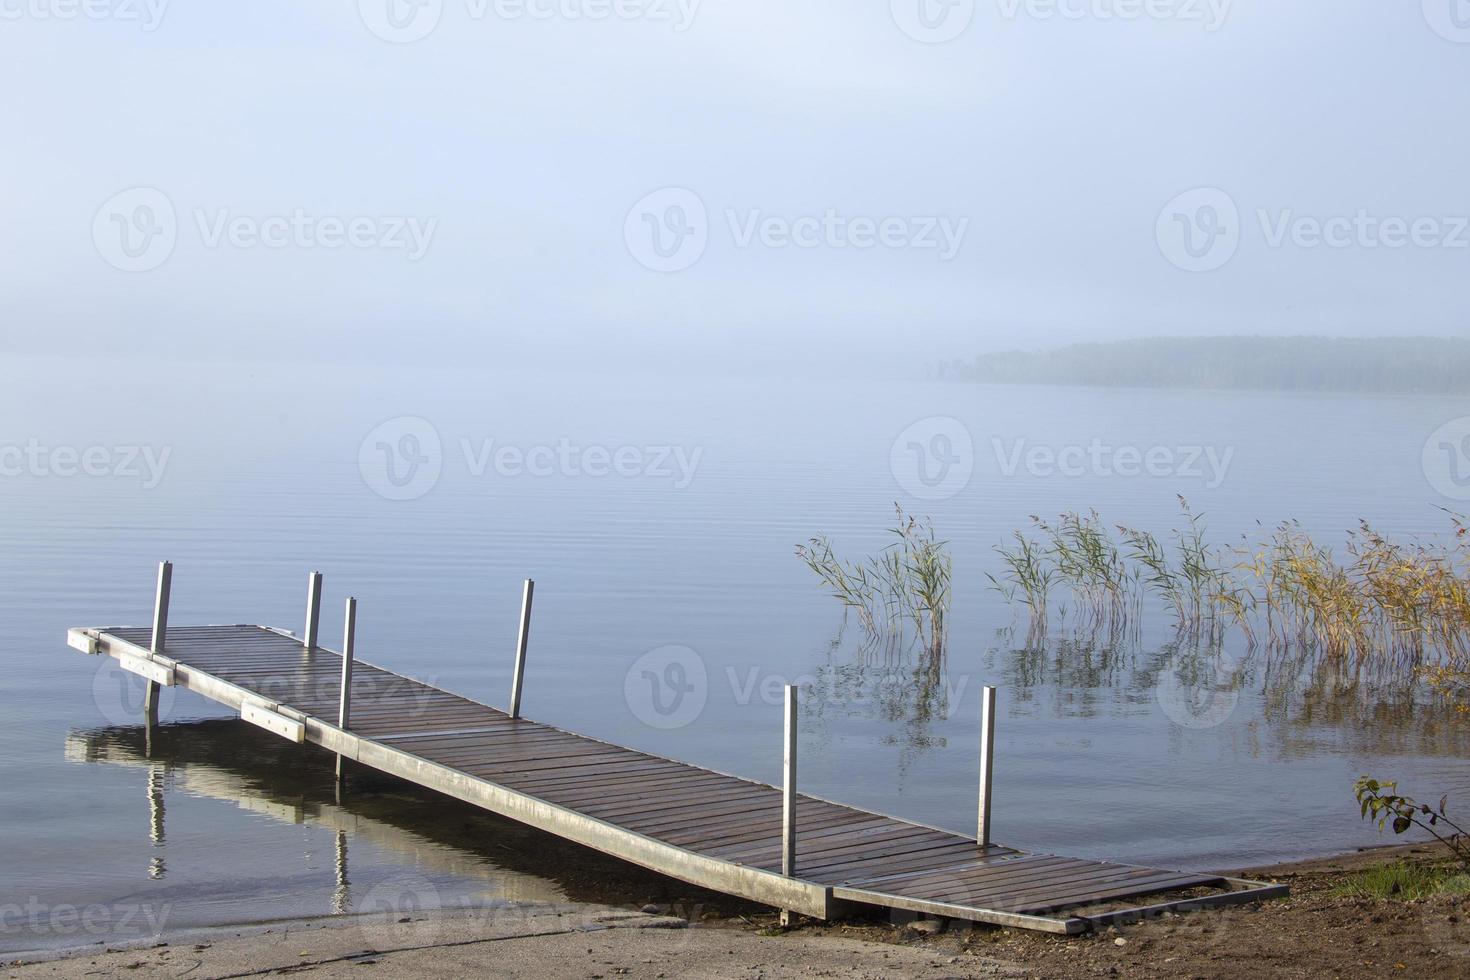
[5, 843, 1465, 979]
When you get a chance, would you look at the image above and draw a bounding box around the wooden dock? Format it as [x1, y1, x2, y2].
[66, 570, 1285, 935]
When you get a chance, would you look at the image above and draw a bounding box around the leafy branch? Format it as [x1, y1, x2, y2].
[1355, 777, 1469, 868]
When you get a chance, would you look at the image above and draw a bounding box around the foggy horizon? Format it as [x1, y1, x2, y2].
[5, 2, 1468, 376]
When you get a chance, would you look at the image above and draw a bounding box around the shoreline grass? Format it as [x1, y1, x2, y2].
[1329, 861, 1470, 900]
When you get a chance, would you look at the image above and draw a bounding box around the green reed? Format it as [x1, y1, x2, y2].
[796, 503, 951, 655]
[985, 528, 1053, 636]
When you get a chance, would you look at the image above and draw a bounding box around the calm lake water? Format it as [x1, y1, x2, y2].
[3, 354, 1468, 953]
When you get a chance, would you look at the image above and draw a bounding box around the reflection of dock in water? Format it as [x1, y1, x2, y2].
[65, 722, 566, 910]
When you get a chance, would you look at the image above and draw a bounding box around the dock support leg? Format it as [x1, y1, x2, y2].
[304, 571, 323, 652]
[780, 683, 798, 927]
[509, 579, 534, 720]
[143, 685, 160, 726]
[978, 685, 996, 850]
[336, 597, 356, 781]
[146, 560, 172, 725]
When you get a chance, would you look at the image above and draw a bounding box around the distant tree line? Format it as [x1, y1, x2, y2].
[953, 336, 1470, 394]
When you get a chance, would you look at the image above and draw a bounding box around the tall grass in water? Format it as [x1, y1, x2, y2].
[1119, 497, 1255, 643]
[1038, 510, 1131, 631]
[985, 529, 1052, 640]
[796, 504, 951, 656]
[989, 502, 1227, 641]
[1246, 516, 1470, 676]
[990, 501, 1470, 704]
[1353, 520, 1470, 664]
[987, 511, 1132, 643]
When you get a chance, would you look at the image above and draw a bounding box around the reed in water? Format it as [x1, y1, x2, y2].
[989, 499, 1470, 704]
[796, 503, 951, 657]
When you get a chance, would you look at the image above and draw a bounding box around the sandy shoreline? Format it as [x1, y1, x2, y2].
[4, 843, 1465, 978]
[1, 903, 1029, 979]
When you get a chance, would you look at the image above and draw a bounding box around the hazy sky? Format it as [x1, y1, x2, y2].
[2, 1, 1467, 373]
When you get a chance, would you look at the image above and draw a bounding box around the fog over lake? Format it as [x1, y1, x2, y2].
[2, 0, 1469, 955]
